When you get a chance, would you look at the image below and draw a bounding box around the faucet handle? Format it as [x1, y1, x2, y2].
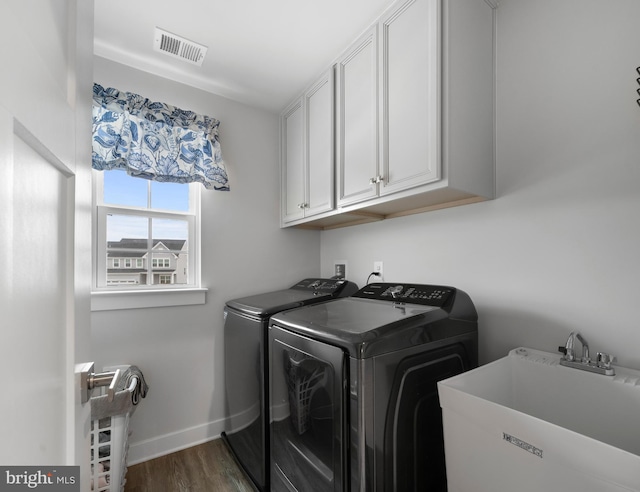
[596, 352, 614, 369]
[558, 345, 575, 361]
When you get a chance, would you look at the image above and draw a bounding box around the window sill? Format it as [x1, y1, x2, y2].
[91, 287, 207, 312]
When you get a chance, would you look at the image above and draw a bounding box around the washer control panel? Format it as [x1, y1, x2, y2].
[353, 283, 454, 307]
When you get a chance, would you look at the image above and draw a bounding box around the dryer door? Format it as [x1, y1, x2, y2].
[270, 325, 346, 492]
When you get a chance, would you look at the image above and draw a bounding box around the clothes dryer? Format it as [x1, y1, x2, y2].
[222, 278, 358, 491]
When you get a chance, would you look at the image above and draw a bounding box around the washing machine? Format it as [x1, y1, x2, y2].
[222, 278, 358, 491]
[268, 282, 478, 491]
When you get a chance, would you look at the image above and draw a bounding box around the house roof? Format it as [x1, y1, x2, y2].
[107, 238, 187, 257]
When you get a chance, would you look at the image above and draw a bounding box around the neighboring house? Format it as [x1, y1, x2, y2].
[107, 238, 188, 286]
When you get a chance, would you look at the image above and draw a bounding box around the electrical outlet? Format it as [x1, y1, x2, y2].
[334, 262, 347, 279]
[373, 261, 383, 281]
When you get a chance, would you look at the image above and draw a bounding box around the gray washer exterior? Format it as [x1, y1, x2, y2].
[268, 284, 478, 491]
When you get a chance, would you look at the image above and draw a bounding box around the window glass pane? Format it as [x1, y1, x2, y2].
[151, 181, 189, 211]
[104, 169, 148, 208]
[151, 218, 189, 286]
[106, 215, 149, 286]
[152, 218, 188, 241]
[107, 214, 148, 242]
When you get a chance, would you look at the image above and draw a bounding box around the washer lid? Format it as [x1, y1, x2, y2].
[270, 296, 475, 358]
[226, 289, 334, 318]
[225, 278, 358, 318]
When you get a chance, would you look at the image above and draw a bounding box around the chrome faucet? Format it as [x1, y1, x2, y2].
[578, 333, 590, 362]
[563, 331, 590, 362]
[558, 331, 614, 376]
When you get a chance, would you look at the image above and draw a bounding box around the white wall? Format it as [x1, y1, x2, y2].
[321, 0, 640, 369]
[91, 57, 320, 463]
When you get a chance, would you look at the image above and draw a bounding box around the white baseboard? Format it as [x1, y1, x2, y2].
[271, 401, 290, 422]
[127, 418, 227, 465]
[127, 403, 261, 465]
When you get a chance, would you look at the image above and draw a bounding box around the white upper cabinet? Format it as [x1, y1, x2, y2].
[281, 68, 335, 224]
[305, 70, 335, 218]
[281, 0, 497, 229]
[379, 0, 440, 196]
[281, 98, 305, 223]
[336, 26, 379, 207]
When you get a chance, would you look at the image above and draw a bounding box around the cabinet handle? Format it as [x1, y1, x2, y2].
[297, 203, 308, 209]
[369, 175, 383, 185]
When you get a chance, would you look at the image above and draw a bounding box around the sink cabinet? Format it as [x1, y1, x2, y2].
[282, 0, 497, 229]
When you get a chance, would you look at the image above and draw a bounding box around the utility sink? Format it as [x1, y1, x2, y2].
[438, 347, 640, 492]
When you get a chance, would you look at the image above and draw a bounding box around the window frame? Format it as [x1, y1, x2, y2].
[91, 169, 206, 311]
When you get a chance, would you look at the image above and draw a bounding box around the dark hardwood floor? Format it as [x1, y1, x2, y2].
[125, 439, 255, 492]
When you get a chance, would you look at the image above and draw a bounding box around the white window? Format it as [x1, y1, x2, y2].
[92, 169, 204, 310]
[152, 257, 171, 268]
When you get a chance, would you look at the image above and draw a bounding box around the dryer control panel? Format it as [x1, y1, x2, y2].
[353, 283, 454, 307]
[290, 278, 359, 296]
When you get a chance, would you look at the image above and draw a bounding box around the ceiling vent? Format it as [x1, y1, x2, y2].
[153, 28, 207, 66]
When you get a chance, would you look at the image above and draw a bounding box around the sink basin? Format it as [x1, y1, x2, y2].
[438, 347, 640, 492]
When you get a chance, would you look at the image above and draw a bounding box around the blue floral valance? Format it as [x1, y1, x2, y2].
[92, 83, 229, 190]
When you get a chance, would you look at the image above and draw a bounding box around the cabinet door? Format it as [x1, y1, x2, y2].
[380, 0, 440, 196]
[336, 26, 379, 207]
[305, 69, 335, 217]
[281, 99, 305, 223]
